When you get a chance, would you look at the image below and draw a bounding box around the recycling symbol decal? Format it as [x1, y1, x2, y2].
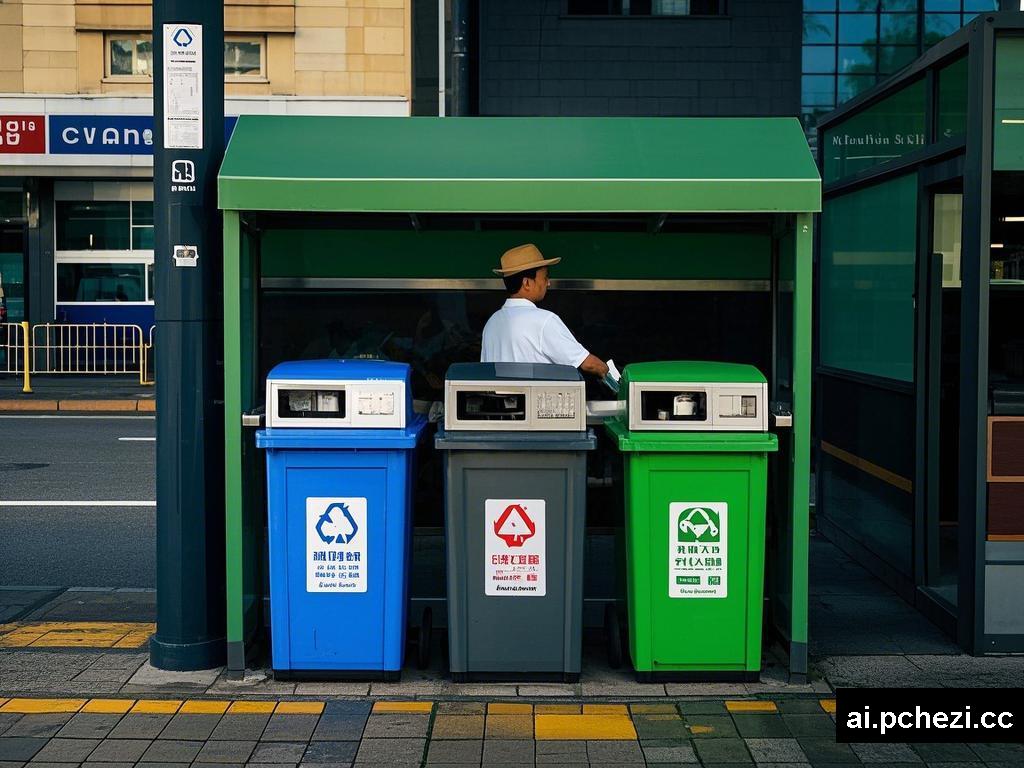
[677, 506, 721, 543]
[315, 502, 359, 545]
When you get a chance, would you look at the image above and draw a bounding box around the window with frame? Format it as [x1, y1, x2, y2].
[56, 262, 147, 303]
[55, 198, 154, 305]
[56, 201, 153, 252]
[225, 35, 266, 79]
[566, 0, 727, 16]
[106, 33, 153, 79]
[800, 0, 998, 146]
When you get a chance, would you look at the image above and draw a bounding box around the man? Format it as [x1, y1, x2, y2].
[481, 243, 609, 378]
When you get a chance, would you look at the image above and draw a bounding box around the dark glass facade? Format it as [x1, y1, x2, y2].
[802, 1, 999, 146]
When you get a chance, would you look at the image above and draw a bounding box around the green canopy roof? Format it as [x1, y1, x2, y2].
[218, 116, 820, 214]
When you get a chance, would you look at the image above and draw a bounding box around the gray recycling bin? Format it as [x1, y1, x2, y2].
[436, 362, 596, 682]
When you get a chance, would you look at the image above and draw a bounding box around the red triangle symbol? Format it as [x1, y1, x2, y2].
[494, 503, 535, 548]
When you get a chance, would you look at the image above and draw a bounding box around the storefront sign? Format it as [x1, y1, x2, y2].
[669, 502, 727, 599]
[485, 499, 546, 597]
[0, 116, 45, 154]
[47, 115, 234, 155]
[306, 497, 367, 593]
[48, 116, 154, 155]
[163, 23, 203, 149]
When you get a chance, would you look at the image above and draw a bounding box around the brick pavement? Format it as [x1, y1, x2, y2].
[1, 696, 1021, 768]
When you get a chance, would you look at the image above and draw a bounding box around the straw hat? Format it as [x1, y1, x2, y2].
[492, 243, 561, 276]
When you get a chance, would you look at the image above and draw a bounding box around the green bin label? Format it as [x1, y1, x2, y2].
[669, 503, 727, 599]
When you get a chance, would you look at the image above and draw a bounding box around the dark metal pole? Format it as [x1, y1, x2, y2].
[150, 0, 226, 670]
[450, 0, 469, 116]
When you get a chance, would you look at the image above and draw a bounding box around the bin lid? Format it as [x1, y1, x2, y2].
[435, 427, 596, 452]
[257, 414, 428, 449]
[445, 362, 581, 383]
[619, 361, 766, 393]
[604, 417, 778, 453]
[266, 358, 411, 383]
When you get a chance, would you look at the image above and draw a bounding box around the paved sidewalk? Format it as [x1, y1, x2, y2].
[0, 376, 154, 412]
[0, 695, 1020, 768]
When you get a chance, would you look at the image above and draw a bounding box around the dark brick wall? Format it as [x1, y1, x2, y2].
[479, 0, 801, 117]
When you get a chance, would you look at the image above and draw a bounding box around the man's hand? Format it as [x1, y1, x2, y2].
[579, 354, 609, 378]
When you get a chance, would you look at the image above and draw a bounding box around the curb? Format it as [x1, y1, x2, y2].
[0, 399, 154, 413]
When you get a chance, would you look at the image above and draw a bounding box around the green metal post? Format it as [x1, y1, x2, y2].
[789, 212, 813, 680]
[223, 210, 245, 673]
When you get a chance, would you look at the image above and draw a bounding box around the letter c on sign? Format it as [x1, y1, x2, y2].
[62, 127, 79, 144]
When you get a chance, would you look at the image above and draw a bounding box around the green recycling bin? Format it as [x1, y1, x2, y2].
[606, 361, 778, 682]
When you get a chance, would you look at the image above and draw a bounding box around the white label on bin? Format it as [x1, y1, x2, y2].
[669, 502, 727, 599]
[307, 497, 367, 593]
[485, 499, 546, 597]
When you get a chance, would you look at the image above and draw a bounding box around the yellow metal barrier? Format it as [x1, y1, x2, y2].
[140, 325, 156, 386]
[21, 321, 31, 393]
[2, 323, 150, 384]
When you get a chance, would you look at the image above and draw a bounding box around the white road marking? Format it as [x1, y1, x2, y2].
[0, 501, 155, 507]
[0, 415, 154, 420]
[118, 437, 155, 441]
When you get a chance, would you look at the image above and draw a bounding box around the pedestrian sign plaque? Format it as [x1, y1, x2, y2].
[669, 502, 727, 598]
[485, 499, 546, 597]
[307, 496, 367, 593]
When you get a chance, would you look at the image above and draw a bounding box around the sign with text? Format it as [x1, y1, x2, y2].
[669, 502, 728, 599]
[49, 115, 154, 155]
[163, 23, 204, 149]
[485, 499, 546, 597]
[0, 116, 45, 154]
[306, 497, 367, 593]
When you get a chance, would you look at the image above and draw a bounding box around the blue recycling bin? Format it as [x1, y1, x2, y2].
[256, 359, 427, 679]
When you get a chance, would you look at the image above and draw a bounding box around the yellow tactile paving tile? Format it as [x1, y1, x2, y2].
[582, 704, 628, 714]
[275, 701, 325, 715]
[180, 700, 231, 714]
[82, 699, 136, 714]
[487, 702, 533, 714]
[535, 704, 581, 714]
[113, 631, 154, 649]
[820, 698, 837, 714]
[227, 701, 277, 714]
[0, 698, 87, 714]
[131, 700, 183, 714]
[536, 713, 638, 741]
[725, 700, 778, 713]
[371, 701, 433, 713]
[0, 622, 155, 649]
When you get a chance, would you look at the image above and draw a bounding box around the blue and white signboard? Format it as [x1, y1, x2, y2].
[46, 115, 237, 155]
[48, 116, 154, 155]
[307, 497, 367, 593]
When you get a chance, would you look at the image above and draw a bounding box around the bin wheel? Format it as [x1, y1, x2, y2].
[605, 602, 623, 670]
[416, 606, 433, 670]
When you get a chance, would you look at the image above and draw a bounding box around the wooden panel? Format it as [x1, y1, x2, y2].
[988, 483, 1024, 536]
[989, 417, 1024, 481]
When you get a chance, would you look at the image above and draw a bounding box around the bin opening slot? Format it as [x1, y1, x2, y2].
[277, 388, 346, 419]
[456, 390, 526, 421]
[640, 390, 707, 422]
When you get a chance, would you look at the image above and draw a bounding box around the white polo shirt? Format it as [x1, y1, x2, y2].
[480, 298, 590, 368]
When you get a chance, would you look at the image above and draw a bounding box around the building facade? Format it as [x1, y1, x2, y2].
[0, 0, 411, 329]
[800, 0, 1005, 149]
